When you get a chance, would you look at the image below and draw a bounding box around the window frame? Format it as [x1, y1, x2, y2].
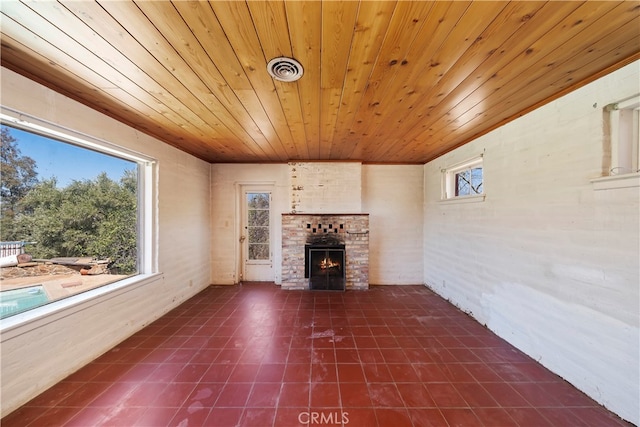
[606, 94, 640, 176]
[441, 155, 485, 202]
[0, 106, 158, 330]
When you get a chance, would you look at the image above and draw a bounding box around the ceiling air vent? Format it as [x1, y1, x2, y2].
[267, 57, 304, 82]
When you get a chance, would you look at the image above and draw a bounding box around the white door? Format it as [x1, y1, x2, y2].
[241, 190, 273, 281]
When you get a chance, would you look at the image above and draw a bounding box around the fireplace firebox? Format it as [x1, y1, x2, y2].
[305, 244, 346, 291]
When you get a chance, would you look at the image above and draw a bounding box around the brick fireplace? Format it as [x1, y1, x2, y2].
[281, 214, 369, 290]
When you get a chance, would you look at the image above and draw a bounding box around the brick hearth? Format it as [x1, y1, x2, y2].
[281, 214, 369, 290]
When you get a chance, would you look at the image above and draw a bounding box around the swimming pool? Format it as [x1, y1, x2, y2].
[0, 285, 50, 319]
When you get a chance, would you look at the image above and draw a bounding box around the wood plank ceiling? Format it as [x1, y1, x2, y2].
[1, 1, 639, 164]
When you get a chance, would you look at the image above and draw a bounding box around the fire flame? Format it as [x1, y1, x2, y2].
[320, 257, 340, 270]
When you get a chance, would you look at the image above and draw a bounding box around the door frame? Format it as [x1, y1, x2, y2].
[235, 182, 275, 282]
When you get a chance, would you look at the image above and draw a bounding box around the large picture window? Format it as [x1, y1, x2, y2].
[0, 111, 155, 320]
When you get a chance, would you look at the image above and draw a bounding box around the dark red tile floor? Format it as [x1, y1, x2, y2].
[2, 283, 632, 427]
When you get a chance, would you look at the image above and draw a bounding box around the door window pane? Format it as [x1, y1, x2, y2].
[246, 192, 269, 260]
[249, 244, 269, 260]
[248, 209, 269, 227]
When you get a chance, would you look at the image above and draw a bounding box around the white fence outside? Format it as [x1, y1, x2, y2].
[0, 241, 34, 257]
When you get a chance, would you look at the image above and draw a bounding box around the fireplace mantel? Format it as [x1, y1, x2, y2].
[281, 214, 369, 290]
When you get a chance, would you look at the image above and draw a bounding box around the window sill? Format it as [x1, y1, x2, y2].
[0, 273, 163, 340]
[591, 172, 640, 190]
[439, 194, 486, 204]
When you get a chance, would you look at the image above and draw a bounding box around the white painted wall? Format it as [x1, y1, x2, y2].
[210, 163, 290, 284]
[210, 163, 425, 286]
[363, 165, 424, 284]
[0, 68, 212, 417]
[290, 162, 362, 213]
[423, 61, 640, 424]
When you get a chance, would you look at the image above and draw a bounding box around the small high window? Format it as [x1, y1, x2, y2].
[606, 94, 640, 176]
[442, 156, 484, 200]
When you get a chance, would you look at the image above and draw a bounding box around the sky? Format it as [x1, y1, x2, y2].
[3, 125, 135, 187]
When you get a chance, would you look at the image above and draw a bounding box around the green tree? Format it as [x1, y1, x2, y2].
[15, 173, 138, 274]
[0, 126, 38, 240]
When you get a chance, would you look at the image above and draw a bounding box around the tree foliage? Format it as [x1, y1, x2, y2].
[1, 126, 38, 239]
[14, 173, 138, 274]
